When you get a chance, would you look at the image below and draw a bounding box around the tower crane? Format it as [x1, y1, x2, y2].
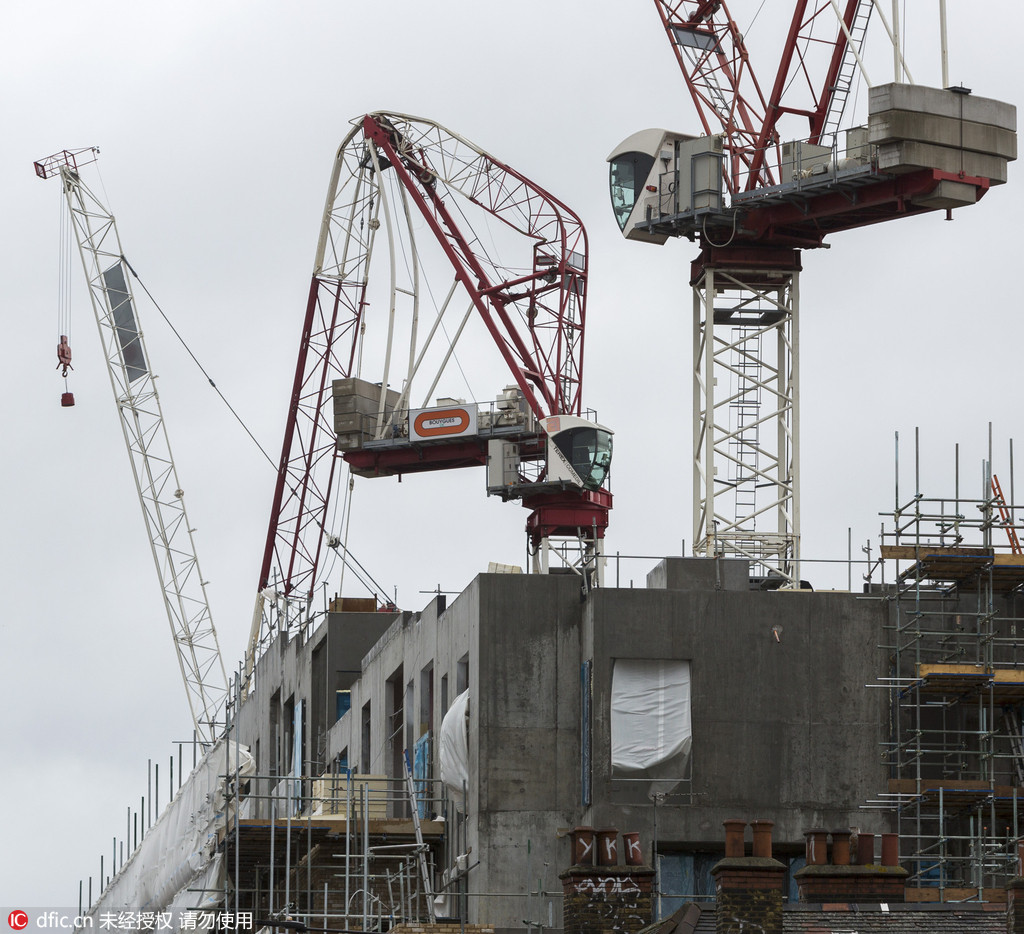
[35, 148, 229, 745]
[609, 0, 1015, 585]
[248, 113, 612, 682]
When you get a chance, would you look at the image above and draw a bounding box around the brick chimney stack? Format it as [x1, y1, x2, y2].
[792, 829, 908, 903]
[560, 827, 655, 934]
[710, 819, 786, 934]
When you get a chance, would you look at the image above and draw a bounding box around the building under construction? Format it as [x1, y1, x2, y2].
[81, 491, 1024, 931]
[44, 2, 1024, 932]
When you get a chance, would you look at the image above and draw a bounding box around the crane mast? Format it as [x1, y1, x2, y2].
[613, 1, 1013, 586]
[35, 148, 228, 745]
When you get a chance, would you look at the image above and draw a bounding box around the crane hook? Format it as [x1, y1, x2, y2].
[57, 334, 75, 406]
[56, 334, 73, 377]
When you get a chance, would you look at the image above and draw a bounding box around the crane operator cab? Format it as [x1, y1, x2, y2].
[542, 415, 613, 492]
[608, 128, 723, 243]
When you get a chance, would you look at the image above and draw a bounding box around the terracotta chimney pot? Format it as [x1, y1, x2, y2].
[804, 829, 829, 865]
[856, 832, 875, 866]
[569, 826, 595, 866]
[881, 833, 899, 867]
[750, 819, 774, 859]
[723, 819, 747, 858]
[831, 830, 851, 866]
[596, 828, 619, 866]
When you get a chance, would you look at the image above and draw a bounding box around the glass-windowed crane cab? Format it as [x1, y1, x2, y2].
[608, 128, 723, 243]
[608, 128, 681, 244]
[543, 415, 613, 491]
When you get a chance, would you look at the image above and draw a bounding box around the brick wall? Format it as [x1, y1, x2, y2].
[711, 858, 786, 934]
[560, 866, 656, 934]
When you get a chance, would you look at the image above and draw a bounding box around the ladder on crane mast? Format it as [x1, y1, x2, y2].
[34, 148, 229, 747]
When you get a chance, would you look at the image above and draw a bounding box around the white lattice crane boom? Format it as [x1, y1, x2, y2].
[35, 148, 228, 746]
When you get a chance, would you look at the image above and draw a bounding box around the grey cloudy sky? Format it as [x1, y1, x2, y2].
[2, 0, 1022, 909]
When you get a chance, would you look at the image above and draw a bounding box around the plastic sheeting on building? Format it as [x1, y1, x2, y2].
[439, 689, 469, 810]
[610, 659, 691, 773]
[88, 739, 255, 916]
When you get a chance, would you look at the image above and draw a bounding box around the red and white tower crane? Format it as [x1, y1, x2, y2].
[35, 148, 229, 744]
[249, 113, 612, 678]
[609, 0, 1014, 585]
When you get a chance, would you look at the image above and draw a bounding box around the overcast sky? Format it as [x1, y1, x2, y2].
[2, 0, 1022, 910]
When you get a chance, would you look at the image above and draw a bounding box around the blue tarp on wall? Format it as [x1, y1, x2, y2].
[413, 732, 431, 819]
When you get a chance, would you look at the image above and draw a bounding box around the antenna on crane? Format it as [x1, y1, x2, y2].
[35, 148, 229, 746]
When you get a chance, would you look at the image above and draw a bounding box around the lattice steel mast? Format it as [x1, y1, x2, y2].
[35, 148, 228, 745]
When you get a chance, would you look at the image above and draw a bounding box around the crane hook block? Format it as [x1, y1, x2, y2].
[56, 334, 74, 378]
[61, 391, 75, 407]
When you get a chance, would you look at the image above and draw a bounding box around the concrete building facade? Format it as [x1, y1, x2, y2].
[232, 557, 892, 931]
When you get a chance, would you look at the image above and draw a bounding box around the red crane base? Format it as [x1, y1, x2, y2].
[523, 488, 612, 548]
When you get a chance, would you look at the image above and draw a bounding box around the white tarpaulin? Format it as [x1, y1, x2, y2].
[610, 659, 691, 773]
[88, 739, 255, 916]
[439, 689, 469, 809]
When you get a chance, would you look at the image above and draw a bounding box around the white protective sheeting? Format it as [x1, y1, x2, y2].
[438, 689, 469, 809]
[164, 852, 224, 915]
[88, 739, 255, 915]
[610, 659, 691, 773]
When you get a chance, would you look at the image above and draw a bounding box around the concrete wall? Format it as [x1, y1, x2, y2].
[589, 560, 891, 847]
[233, 558, 893, 933]
[473, 573, 585, 931]
[234, 611, 396, 785]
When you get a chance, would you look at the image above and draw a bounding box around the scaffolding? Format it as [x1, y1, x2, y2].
[218, 771, 459, 931]
[874, 432, 1024, 901]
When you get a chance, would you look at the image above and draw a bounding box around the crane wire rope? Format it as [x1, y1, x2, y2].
[122, 257, 392, 603]
[782, 13, 818, 101]
[387, 169, 477, 406]
[120, 255, 277, 472]
[56, 186, 73, 368]
[744, 0, 769, 37]
[335, 474, 356, 596]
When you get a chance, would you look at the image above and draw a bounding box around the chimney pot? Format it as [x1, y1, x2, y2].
[831, 830, 851, 866]
[723, 819, 747, 858]
[622, 831, 644, 866]
[569, 826, 595, 866]
[804, 829, 829, 865]
[596, 828, 619, 866]
[856, 832, 875, 866]
[881, 833, 899, 867]
[750, 818, 774, 859]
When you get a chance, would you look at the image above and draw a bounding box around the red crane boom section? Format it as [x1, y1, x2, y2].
[259, 114, 590, 599]
[654, 0, 866, 192]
